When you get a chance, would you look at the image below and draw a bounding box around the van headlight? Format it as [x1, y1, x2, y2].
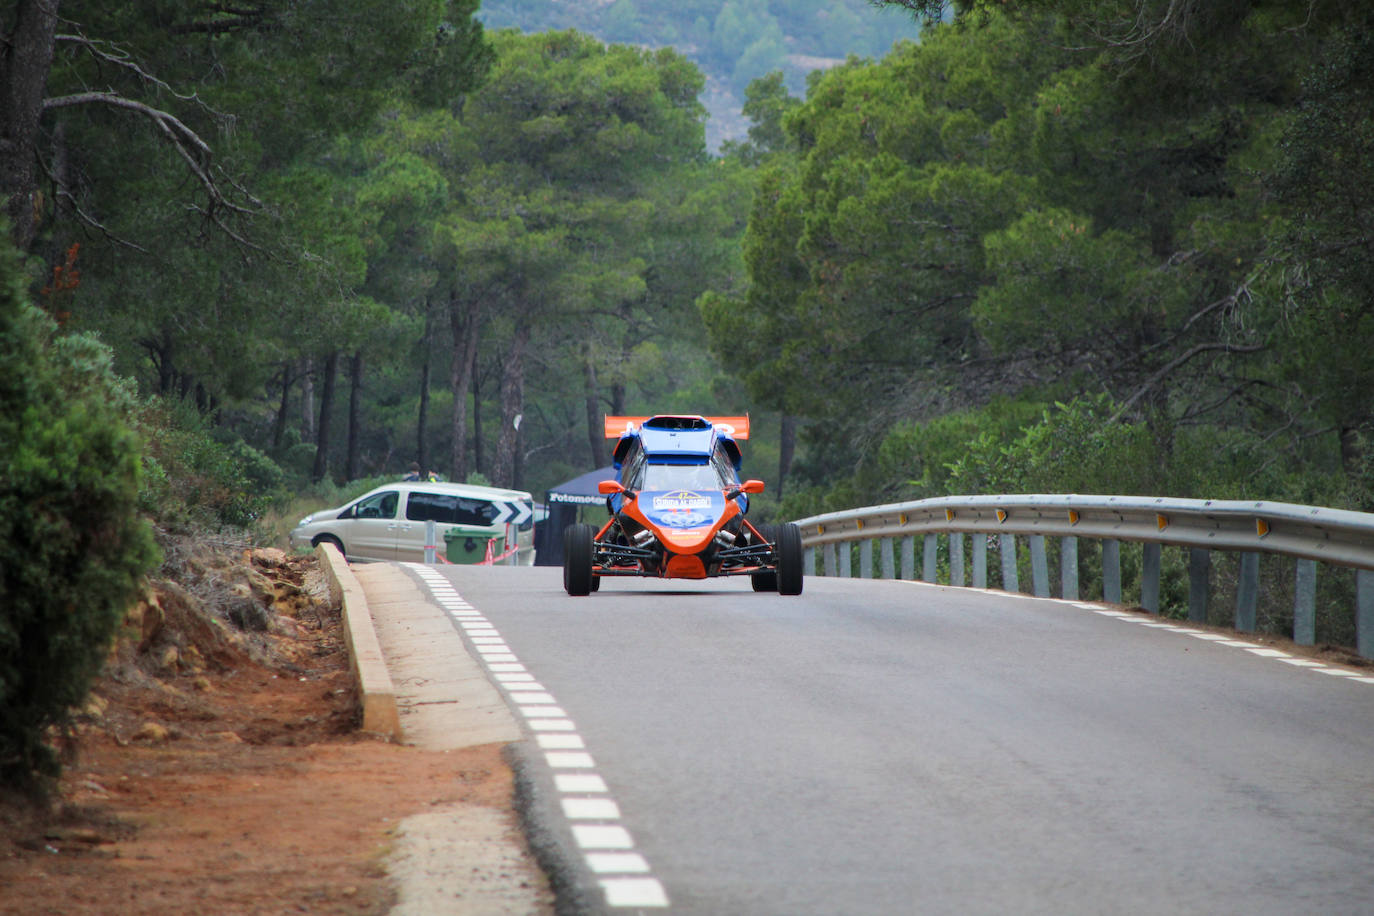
[296, 514, 315, 528]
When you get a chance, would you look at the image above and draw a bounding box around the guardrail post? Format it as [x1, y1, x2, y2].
[972, 535, 987, 588]
[881, 537, 895, 579]
[823, 542, 836, 577]
[804, 546, 816, 577]
[950, 534, 966, 587]
[999, 533, 1019, 593]
[1357, 570, 1374, 659]
[1061, 536, 1078, 600]
[923, 535, 938, 582]
[1292, 559, 1315, 645]
[1141, 542, 1161, 613]
[1189, 548, 1210, 623]
[901, 537, 915, 580]
[1030, 535, 1049, 598]
[424, 519, 438, 565]
[1236, 552, 1259, 632]
[1103, 540, 1122, 604]
[839, 542, 852, 578]
[860, 539, 874, 578]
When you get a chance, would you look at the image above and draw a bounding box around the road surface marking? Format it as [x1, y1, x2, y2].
[406, 564, 668, 908]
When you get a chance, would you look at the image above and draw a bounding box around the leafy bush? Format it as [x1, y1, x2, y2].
[135, 398, 288, 531]
[0, 231, 158, 793]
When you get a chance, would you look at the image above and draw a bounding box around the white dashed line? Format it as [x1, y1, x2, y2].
[563, 798, 622, 820]
[573, 825, 635, 850]
[405, 564, 668, 908]
[510, 692, 559, 705]
[601, 877, 669, 907]
[529, 719, 578, 732]
[587, 852, 650, 874]
[556, 773, 609, 793]
[545, 751, 596, 768]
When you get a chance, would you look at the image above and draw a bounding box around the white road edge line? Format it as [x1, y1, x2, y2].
[884, 568, 1373, 687]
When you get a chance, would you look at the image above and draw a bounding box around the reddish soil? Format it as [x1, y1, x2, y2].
[0, 549, 522, 915]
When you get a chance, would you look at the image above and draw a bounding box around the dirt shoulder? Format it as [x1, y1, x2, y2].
[0, 546, 551, 915]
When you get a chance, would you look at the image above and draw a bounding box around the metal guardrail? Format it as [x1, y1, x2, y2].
[793, 495, 1374, 658]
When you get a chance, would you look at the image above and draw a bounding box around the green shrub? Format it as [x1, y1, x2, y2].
[0, 230, 158, 794]
[135, 398, 288, 531]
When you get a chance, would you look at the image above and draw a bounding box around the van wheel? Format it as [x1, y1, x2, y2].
[776, 523, 804, 596]
[313, 535, 345, 558]
[563, 524, 595, 596]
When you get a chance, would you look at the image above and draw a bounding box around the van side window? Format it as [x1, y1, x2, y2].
[353, 491, 398, 519]
[406, 492, 497, 526]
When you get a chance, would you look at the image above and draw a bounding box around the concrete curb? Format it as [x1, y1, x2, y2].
[316, 543, 401, 739]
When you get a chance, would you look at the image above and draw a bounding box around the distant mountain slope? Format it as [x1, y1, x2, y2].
[476, 0, 921, 149]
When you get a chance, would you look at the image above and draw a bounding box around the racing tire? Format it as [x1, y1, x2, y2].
[750, 524, 778, 592]
[776, 522, 804, 596]
[563, 524, 596, 596]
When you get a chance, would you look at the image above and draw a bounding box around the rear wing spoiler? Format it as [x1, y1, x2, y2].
[604, 415, 750, 440]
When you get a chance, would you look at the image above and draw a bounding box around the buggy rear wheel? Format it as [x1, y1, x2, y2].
[776, 522, 804, 596]
[563, 523, 595, 596]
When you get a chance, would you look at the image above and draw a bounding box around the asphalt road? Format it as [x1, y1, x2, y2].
[419, 565, 1374, 915]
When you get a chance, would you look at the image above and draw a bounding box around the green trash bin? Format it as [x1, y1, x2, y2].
[443, 526, 504, 564]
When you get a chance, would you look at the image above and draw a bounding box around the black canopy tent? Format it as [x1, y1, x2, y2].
[534, 466, 616, 565]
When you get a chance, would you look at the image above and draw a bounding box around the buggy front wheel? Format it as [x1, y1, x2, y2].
[563, 524, 595, 596]
[776, 522, 804, 596]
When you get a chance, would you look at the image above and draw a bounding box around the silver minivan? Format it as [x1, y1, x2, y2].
[290, 481, 536, 564]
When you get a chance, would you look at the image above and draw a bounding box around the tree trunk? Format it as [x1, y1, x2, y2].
[472, 360, 484, 478]
[272, 361, 292, 451]
[417, 304, 432, 474]
[778, 414, 797, 498]
[584, 337, 602, 467]
[346, 351, 363, 481]
[300, 357, 316, 441]
[1339, 424, 1364, 480]
[144, 327, 175, 394]
[448, 292, 482, 483]
[1, 0, 61, 251]
[493, 323, 531, 488]
[311, 351, 338, 483]
[611, 377, 626, 417]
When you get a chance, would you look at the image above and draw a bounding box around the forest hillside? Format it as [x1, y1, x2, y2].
[477, 0, 922, 147]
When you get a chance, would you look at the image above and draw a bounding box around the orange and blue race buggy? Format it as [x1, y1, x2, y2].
[561, 414, 804, 596]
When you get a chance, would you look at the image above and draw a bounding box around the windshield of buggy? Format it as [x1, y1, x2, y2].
[635, 461, 730, 492]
